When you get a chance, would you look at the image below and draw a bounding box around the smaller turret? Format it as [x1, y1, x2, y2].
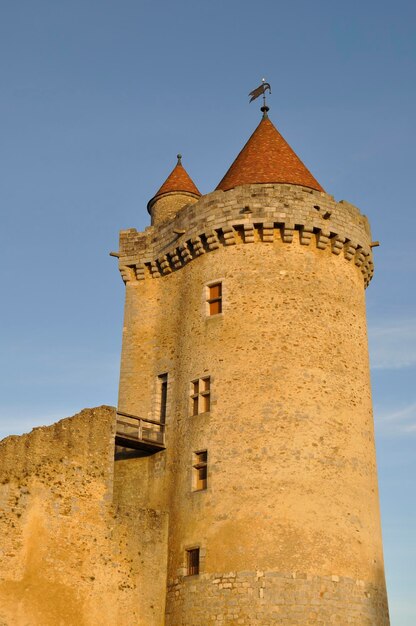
[147, 154, 201, 226]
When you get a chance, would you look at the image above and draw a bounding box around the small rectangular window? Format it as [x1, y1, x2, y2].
[186, 548, 200, 576]
[207, 282, 222, 315]
[158, 373, 168, 423]
[193, 450, 208, 491]
[190, 376, 211, 416]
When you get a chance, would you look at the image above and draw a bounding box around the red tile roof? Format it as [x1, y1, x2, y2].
[216, 115, 324, 192]
[152, 155, 201, 200]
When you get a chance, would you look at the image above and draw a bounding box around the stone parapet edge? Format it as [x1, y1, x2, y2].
[118, 184, 374, 288]
[118, 218, 374, 288]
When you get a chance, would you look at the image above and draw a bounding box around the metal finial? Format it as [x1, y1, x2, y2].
[177, 153, 182, 165]
[248, 79, 272, 115]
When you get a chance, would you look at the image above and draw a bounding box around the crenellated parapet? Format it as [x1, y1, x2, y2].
[118, 183, 375, 288]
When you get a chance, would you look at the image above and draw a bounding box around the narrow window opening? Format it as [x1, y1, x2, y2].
[186, 548, 200, 576]
[190, 377, 211, 416]
[207, 282, 222, 315]
[158, 373, 168, 423]
[193, 450, 208, 491]
[191, 380, 199, 416]
[200, 377, 210, 412]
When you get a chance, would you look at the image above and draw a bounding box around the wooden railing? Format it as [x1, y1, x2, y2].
[115, 411, 165, 450]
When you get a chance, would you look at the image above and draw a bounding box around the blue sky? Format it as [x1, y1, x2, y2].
[0, 0, 415, 622]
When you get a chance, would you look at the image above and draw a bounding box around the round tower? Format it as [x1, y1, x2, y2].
[116, 107, 389, 625]
[147, 154, 201, 226]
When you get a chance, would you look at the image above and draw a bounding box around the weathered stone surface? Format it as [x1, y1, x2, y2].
[0, 407, 168, 626]
[118, 184, 374, 289]
[0, 178, 389, 625]
[116, 183, 389, 625]
[166, 570, 389, 625]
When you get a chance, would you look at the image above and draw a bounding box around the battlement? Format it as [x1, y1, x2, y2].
[118, 183, 374, 287]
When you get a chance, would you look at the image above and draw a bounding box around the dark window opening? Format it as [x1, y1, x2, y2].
[186, 548, 200, 576]
[158, 373, 168, 423]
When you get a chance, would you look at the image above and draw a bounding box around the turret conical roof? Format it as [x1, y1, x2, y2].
[151, 154, 201, 202]
[216, 114, 323, 192]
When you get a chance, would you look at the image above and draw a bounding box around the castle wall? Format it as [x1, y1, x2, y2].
[0, 406, 168, 626]
[0, 175, 389, 623]
[117, 184, 389, 624]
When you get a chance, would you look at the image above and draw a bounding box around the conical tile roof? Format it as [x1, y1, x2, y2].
[152, 155, 201, 201]
[216, 114, 324, 192]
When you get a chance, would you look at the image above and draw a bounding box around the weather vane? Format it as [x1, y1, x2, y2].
[249, 78, 272, 112]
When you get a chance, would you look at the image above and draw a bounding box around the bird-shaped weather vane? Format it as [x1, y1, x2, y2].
[249, 78, 272, 117]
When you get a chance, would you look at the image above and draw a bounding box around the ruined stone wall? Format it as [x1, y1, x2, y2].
[0, 406, 168, 626]
[117, 183, 389, 624]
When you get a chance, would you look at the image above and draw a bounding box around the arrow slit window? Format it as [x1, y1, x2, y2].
[157, 373, 168, 423]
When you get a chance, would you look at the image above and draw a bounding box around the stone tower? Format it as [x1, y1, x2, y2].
[115, 105, 389, 625]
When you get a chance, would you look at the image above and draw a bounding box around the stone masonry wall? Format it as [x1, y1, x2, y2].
[0, 406, 168, 626]
[167, 570, 389, 625]
[149, 191, 199, 226]
[116, 182, 388, 624]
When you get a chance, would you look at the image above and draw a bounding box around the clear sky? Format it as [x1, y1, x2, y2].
[0, 0, 415, 622]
